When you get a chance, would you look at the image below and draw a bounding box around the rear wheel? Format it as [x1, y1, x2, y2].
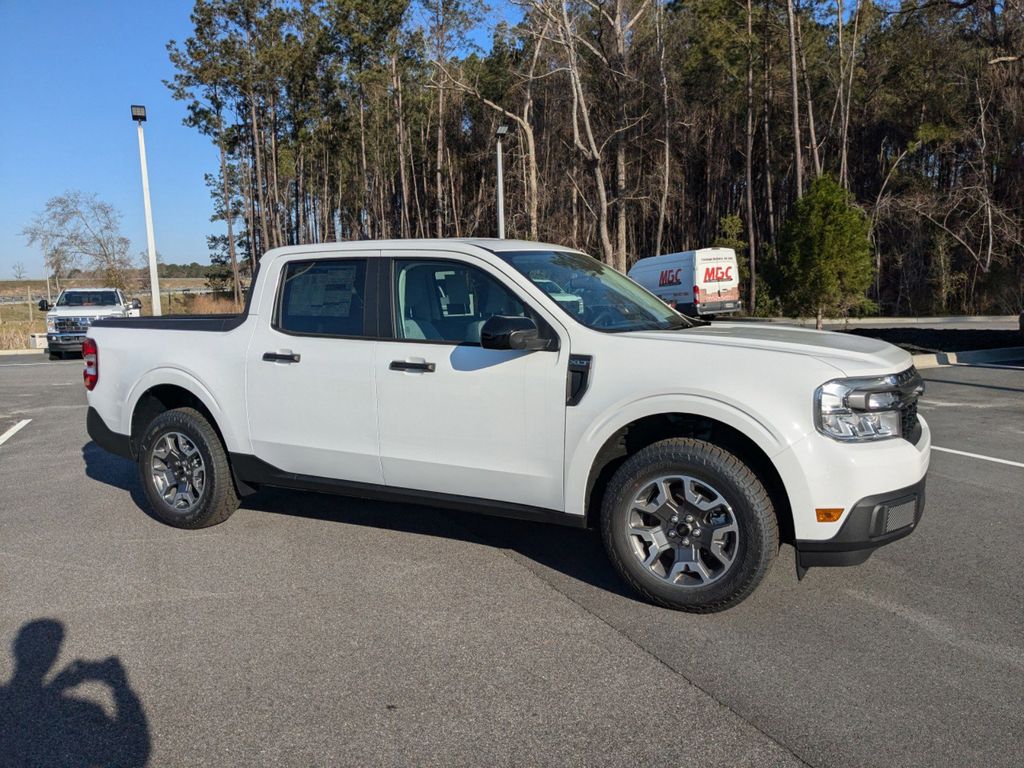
[137, 407, 240, 529]
[600, 438, 778, 612]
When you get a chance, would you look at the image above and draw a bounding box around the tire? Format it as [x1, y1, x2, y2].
[137, 407, 240, 529]
[600, 438, 778, 613]
[49, 351, 62, 360]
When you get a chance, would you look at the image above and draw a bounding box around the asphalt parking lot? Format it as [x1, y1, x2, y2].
[1, 353, 1021, 767]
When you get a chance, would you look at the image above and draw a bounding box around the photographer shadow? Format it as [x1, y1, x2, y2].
[0, 619, 150, 767]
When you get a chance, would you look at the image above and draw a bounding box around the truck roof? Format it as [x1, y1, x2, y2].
[259, 238, 582, 262]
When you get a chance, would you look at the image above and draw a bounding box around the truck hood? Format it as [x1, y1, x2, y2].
[47, 306, 126, 319]
[622, 322, 912, 376]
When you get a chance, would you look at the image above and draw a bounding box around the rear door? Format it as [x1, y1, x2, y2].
[695, 249, 741, 313]
[245, 252, 384, 483]
[373, 250, 568, 511]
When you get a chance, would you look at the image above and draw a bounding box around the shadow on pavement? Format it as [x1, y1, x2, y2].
[249, 485, 635, 600]
[81, 442, 155, 522]
[0, 619, 151, 767]
[80, 440, 635, 602]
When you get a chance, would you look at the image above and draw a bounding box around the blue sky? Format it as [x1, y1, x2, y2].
[0, 1, 518, 279]
[0, 1, 220, 278]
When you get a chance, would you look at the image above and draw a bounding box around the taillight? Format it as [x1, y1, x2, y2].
[693, 285, 701, 305]
[83, 337, 98, 391]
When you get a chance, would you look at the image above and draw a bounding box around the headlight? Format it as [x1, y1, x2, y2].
[815, 377, 905, 442]
[47, 318, 56, 333]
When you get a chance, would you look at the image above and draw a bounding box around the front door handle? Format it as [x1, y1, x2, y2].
[389, 360, 436, 372]
[263, 351, 301, 363]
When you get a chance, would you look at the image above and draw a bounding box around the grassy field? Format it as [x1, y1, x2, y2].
[0, 278, 209, 300]
[0, 292, 238, 350]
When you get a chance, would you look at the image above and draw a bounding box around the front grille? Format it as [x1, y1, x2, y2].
[883, 500, 917, 532]
[54, 317, 92, 333]
[895, 366, 923, 442]
[901, 400, 919, 441]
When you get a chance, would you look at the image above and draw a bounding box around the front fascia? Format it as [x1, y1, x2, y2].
[774, 415, 930, 540]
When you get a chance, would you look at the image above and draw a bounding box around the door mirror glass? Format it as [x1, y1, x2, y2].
[480, 315, 548, 351]
[37, 299, 49, 312]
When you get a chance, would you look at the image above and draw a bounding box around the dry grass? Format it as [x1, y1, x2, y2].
[179, 294, 240, 315]
[0, 321, 45, 351]
[0, 291, 238, 350]
[137, 292, 240, 316]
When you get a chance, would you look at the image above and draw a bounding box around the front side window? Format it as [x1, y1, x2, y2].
[497, 250, 692, 333]
[56, 291, 120, 307]
[393, 259, 529, 344]
[276, 259, 367, 336]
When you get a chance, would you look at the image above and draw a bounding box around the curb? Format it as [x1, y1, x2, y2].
[912, 346, 1024, 370]
[762, 315, 1018, 327]
[0, 348, 45, 356]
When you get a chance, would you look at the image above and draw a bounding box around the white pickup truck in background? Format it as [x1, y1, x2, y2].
[40, 288, 141, 359]
[84, 239, 929, 612]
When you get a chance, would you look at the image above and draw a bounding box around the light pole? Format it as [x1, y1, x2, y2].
[495, 124, 510, 239]
[132, 105, 162, 316]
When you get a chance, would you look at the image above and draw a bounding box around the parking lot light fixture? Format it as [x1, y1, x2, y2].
[132, 104, 161, 316]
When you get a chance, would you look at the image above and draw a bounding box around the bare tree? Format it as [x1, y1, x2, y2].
[22, 192, 135, 290]
[12, 262, 27, 281]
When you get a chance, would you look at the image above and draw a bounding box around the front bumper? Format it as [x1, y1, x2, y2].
[794, 477, 926, 572]
[47, 333, 86, 352]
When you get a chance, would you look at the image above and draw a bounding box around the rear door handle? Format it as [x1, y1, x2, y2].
[389, 360, 436, 373]
[263, 351, 301, 363]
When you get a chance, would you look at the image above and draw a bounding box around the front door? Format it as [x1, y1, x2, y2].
[374, 253, 567, 511]
[245, 254, 383, 484]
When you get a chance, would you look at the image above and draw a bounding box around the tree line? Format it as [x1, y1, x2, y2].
[166, 0, 1021, 316]
[35, 0, 1020, 317]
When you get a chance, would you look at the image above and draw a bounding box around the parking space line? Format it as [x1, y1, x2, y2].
[932, 446, 1024, 469]
[0, 419, 32, 447]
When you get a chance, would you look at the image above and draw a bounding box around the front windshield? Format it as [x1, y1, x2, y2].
[498, 250, 692, 332]
[56, 291, 120, 307]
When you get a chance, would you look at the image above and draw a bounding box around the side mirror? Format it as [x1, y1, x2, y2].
[131, 298, 142, 309]
[38, 299, 49, 312]
[480, 315, 549, 351]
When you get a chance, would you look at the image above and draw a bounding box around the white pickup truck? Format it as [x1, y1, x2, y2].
[85, 239, 929, 612]
[40, 288, 141, 359]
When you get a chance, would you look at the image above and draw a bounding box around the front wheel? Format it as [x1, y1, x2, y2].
[137, 407, 240, 529]
[600, 438, 778, 612]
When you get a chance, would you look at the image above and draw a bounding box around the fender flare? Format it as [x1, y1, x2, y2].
[564, 393, 794, 518]
[124, 367, 244, 454]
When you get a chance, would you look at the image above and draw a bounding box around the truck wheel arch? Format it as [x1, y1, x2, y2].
[128, 376, 230, 459]
[573, 405, 795, 544]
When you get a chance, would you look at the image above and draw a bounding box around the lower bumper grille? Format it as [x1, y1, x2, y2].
[882, 500, 917, 533]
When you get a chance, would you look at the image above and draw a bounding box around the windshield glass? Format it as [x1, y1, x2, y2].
[56, 291, 120, 307]
[498, 250, 691, 332]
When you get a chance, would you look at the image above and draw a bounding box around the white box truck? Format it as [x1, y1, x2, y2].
[629, 248, 741, 317]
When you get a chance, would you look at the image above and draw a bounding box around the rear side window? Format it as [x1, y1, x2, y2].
[276, 259, 367, 336]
